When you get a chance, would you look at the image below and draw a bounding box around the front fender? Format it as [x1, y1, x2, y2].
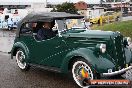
[11, 42, 30, 61]
[60, 48, 115, 74]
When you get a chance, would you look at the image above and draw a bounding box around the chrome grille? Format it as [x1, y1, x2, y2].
[113, 35, 126, 67]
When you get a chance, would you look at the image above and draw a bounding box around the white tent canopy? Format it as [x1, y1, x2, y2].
[0, 0, 46, 5]
[47, 0, 100, 4]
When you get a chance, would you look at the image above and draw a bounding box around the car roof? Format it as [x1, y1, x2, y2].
[16, 12, 84, 37]
[20, 12, 84, 23]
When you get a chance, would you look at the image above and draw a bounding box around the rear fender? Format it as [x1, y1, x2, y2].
[11, 42, 30, 61]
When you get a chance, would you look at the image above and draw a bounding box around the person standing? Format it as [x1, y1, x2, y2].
[7, 18, 13, 30]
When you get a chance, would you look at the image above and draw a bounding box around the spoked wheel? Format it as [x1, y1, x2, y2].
[15, 49, 30, 71]
[72, 60, 94, 88]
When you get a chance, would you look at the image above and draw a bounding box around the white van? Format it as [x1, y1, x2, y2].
[0, 13, 21, 30]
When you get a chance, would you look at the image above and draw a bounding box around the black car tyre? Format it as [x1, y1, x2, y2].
[71, 59, 96, 88]
[15, 48, 30, 71]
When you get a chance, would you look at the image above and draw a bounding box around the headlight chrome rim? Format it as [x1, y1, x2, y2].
[100, 44, 106, 53]
[127, 37, 131, 45]
[96, 43, 106, 53]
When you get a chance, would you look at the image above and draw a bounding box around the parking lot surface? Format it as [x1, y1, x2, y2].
[0, 52, 79, 88]
[0, 30, 15, 52]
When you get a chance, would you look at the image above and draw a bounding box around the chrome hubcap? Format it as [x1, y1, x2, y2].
[72, 61, 93, 87]
[16, 50, 26, 69]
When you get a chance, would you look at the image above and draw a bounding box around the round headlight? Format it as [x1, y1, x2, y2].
[100, 44, 106, 53]
[96, 44, 106, 53]
[127, 37, 131, 45]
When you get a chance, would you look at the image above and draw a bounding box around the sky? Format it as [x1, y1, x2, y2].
[0, 0, 46, 3]
[47, 0, 101, 4]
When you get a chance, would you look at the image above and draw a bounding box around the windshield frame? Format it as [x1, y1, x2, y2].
[55, 18, 88, 34]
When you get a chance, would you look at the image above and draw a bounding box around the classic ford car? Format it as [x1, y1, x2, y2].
[11, 12, 132, 88]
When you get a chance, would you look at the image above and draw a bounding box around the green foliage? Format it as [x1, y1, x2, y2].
[92, 21, 132, 38]
[51, 2, 78, 14]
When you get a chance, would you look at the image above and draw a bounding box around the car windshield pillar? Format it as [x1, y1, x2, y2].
[55, 20, 67, 37]
[56, 20, 66, 31]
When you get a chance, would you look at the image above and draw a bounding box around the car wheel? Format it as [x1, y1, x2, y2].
[15, 49, 30, 71]
[71, 59, 95, 88]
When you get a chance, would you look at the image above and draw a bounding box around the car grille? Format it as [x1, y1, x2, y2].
[107, 35, 126, 68]
[114, 35, 126, 67]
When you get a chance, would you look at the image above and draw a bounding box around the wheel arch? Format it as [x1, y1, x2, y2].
[12, 47, 20, 56]
[60, 48, 115, 74]
[68, 56, 85, 71]
[11, 42, 30, 60]
[60, 48, 98, 74]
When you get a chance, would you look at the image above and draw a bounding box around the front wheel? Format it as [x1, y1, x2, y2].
[15, 49, 30, 71]
[71, 59, 94, 88]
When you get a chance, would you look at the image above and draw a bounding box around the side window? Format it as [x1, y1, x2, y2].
[20, 23, 32, 34]
[33, 21, 58, 41]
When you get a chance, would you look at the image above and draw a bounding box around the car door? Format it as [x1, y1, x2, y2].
[19, 22, 68, 68]
[29, 20, 67, 68]
[30, 35, 68, 67]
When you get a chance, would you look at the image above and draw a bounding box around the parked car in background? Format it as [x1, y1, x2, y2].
[11, 12, 132, 88]
[90, 11, 121, 24]
[0, 13, 21, 30]
[7, 15, 21, 30]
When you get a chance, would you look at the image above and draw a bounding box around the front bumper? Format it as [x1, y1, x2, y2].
[102, 66, 132, 77]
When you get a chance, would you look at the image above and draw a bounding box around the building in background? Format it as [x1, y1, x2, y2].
[74, 1, 105, 19]
[0, 0, 46, 9]
[102, 1, 131, 14]
[74, 1, 88, 10]
[0, 0, 54, 18]
[86, 7, 105, 19]
[130, 0, 132, 11]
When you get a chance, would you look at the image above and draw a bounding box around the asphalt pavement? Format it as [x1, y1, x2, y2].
[0, 52, 78, 88]
[0, 30, 15, 52]
[123, 16, 132, 21]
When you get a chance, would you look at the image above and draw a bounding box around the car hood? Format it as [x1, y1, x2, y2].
[62, 29, 118, 39]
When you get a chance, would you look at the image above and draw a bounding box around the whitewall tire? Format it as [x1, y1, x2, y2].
[15, 49, 30, 71]
[72, 60, 94, 88]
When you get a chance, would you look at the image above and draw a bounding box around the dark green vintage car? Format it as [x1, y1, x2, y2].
[11, 12, 132, 87]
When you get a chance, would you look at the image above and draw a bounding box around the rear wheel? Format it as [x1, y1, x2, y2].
[71, 59, 95, 88]
[15, 49, 30, 71]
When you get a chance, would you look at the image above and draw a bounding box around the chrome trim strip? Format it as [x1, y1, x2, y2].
[102, 66, 132, 77]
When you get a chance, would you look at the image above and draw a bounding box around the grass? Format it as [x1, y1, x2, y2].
[91, 20, 132, 38]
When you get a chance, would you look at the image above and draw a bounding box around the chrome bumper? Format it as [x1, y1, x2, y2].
[102, 66, 132, 77]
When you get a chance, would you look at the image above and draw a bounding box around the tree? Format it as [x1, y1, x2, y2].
[51, 2, 78, 14]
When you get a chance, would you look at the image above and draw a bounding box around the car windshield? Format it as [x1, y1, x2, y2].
[55, 18, 88, 33]
[66, 19, 86, 29]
